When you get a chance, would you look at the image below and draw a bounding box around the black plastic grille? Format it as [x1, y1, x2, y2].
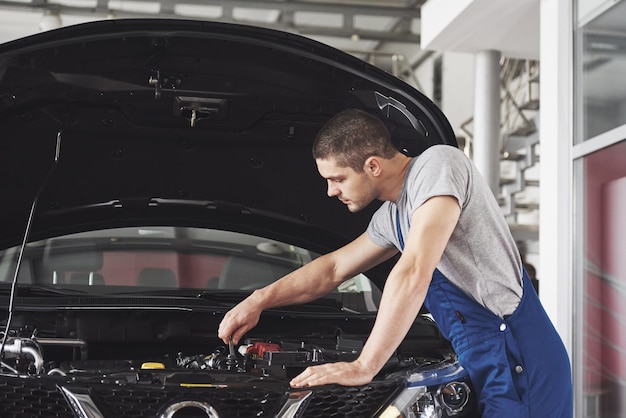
[0, 376, 73, 418]
[0, 374, 401, 418]
[301, 381, 401, 418]
[91, 386, 285, 417]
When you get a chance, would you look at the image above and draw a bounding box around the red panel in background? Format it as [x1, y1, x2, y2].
[601, 177, 626, 380]
[98, 251, 226, 288]
[583, 140, 626, 407]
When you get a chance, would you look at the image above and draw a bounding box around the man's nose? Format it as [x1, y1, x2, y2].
[327, 182, 339, 197]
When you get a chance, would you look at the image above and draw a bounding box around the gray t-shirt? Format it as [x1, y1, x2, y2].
[367, 145, 523, 317]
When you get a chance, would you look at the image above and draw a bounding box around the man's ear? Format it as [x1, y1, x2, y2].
[364, 156, 382, 177]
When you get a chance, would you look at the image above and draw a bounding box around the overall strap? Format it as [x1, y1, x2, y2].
[396, 207, 406, 250]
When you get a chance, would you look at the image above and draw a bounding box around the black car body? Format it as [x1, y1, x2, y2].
[0, 19, 478, 418]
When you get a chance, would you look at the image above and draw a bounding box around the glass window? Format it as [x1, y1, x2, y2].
[0, 226, 380, 313]
[578, 139, 626, 417]
[576, 0, 626, 142]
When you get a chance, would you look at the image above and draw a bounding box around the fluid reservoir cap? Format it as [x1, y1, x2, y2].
[141, 362, 166, 370]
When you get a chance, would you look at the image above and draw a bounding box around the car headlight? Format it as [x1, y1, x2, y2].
[377, 363, 475, 418]
[438, 381, 471, 414]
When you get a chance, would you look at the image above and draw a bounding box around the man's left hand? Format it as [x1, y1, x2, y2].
[289, 360, 375, 388]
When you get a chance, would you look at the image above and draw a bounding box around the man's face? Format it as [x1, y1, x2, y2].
[316, 158, 377, 213]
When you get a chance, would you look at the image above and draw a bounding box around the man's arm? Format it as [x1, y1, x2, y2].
[217, 232, 397, 345]
[290, 195, 461, 388]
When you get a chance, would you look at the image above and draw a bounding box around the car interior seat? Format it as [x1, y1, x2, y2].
[217, 255, 296, 290]
[43, 241, 103, 285]
[68, 272, 105, 286]
[137, 267, 177, 287]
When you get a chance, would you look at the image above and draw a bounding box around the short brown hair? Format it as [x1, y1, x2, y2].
[312, 108, 398, 172]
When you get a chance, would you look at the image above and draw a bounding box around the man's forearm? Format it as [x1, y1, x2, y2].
[252, 253, 343, 310]
[356, 266, 430, 375]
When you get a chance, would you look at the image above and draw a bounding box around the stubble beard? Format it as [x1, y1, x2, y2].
[344, 188, 376, 213]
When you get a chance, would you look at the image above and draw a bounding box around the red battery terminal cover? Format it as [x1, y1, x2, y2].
[245, 342, 281, 359]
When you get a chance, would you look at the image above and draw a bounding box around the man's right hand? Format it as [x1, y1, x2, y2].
[217, 233, 394, 345]
[217, 294, 263, 345]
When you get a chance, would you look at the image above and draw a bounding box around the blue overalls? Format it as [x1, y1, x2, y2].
[424, 269, 573, 417]
[396, 216, 573, 416]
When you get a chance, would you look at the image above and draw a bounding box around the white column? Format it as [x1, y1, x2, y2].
[472, 49, 501, 195]
[539, 0, 574, 390]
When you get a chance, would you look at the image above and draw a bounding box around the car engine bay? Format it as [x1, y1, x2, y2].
[1, 319, 452, 385]
[0, 316, 479, 418]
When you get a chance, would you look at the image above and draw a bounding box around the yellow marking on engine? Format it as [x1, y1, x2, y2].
[140, 362, 166, 370]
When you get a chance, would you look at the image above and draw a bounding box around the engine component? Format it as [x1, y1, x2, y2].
[0, 328, 388, 384]
[1, 337, 44, 374]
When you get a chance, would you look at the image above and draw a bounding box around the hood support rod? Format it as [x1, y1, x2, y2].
[0, 129, 62, 372]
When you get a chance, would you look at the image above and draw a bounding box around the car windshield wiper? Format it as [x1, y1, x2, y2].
[195, 290, 252, 300]
[278, 297, 361, 314]
[7, 285, 90, 296]
[109, 288, 247, 303]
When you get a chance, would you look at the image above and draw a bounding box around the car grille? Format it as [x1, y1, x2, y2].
[301, 383, 401, 418]
[91, 386, 286, 417]
[0, 374, 400, 418]
[0, 377, 73, 418]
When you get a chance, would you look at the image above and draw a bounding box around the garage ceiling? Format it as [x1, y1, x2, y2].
[0, 0, 426, 55]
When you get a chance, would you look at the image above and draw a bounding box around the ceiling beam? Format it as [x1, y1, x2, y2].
[0, 0, 422, 18]
[0, 0, 423, 44]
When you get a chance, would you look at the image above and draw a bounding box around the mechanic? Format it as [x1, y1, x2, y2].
[218, 108, 573, 417]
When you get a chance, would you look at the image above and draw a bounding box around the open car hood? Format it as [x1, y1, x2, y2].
[0, 21, 483, 418]
[0, 19, 456, 251]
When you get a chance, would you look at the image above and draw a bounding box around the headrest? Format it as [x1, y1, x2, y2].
[43, 240, 103, 271]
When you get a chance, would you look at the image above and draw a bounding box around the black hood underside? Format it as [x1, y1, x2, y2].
[0, 19, 456, 250]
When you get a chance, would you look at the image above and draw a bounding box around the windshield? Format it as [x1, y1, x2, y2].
[0, 226, 380, 313]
